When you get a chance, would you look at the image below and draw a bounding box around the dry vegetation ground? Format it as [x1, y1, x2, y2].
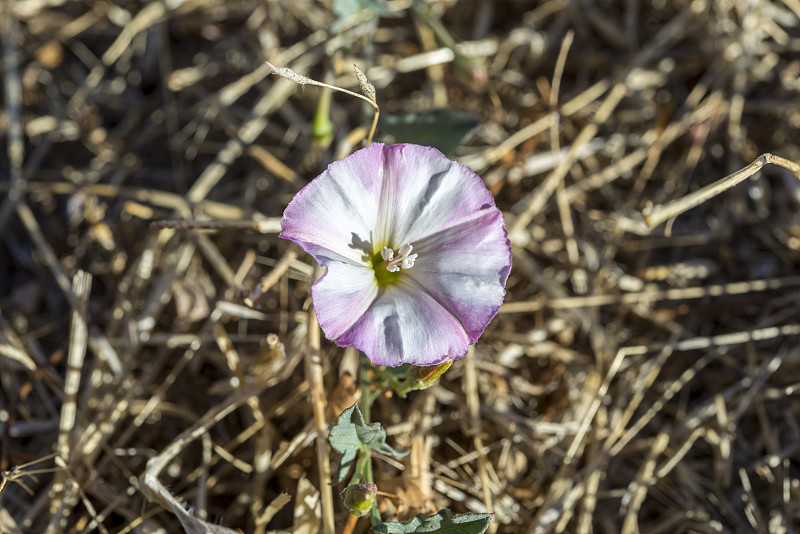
[2, 0, 800, 532]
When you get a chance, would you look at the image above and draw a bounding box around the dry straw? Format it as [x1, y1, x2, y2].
[3, 0, 800, 533]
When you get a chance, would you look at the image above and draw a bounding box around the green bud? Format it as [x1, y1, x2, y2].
[414, 359, 453, 390]
[342, 481, 377, 517]
[311, 87, 334, 149]
[390, 359, 455, 398]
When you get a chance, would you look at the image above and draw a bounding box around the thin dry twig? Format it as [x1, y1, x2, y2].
[305, 265, 335, 534]
[47, 271, 91, 530]
[266, 61, 380, 146]
[643, 153, 800, 230]
[0, 0, 25, 233]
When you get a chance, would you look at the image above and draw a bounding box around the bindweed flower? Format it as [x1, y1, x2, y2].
[281, 143, 511, 367]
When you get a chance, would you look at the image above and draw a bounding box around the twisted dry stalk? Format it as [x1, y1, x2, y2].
[643, 153, 800, 230]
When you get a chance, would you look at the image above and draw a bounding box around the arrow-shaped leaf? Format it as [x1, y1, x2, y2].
[329, 403, 408, 484]
[372, 509, 493, 534]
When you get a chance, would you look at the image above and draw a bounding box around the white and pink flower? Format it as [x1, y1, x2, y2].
[281, 143, 511, 367]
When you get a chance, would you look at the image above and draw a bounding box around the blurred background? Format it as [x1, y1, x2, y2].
[2, 0, 800, 532]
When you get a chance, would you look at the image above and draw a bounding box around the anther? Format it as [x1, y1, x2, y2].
[382, 244, 417, 272]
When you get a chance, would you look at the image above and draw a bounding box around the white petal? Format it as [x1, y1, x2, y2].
[312, 263, 379, 340]
[281, 143, 384, 267]
[377, 144, 499, 247]
[407, 209, 511, 341]
[336, 281, 470, 367]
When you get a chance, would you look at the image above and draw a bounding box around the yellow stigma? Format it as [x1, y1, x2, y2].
[372, 250, 401, 286]
[372, 244, 417, 286]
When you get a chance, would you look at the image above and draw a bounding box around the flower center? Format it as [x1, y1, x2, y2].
[372, 244, 417, 285]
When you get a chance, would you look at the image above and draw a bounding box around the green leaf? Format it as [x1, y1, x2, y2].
[372, 509, 493, 534]
[379, 110, 480, 155]
[328, 403, 408, 484]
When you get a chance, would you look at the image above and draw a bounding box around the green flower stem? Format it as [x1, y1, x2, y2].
[357, 354, 383, 525]
[359, 356, 382, 429]
[411, 0, 483, 82]
[367, 458, 381, 525]
[351, 448, 369, 485]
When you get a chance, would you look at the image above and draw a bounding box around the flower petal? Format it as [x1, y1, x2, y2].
[312, 263, 379, 340]
[376, 144, 499, 246]
[337, 282, 471, 367]
[280, 143, 384, 266]
[407, 209, 512, 342]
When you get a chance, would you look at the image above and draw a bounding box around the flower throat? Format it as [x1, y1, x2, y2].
[372, 244, 417, 286]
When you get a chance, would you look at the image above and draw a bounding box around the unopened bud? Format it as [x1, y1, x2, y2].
[415, 359, 453, 390]
[342, 481, 377, 517]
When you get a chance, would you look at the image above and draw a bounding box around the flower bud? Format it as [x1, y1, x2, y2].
[342, 481, 377, 517]
[414, 359, 454, 390]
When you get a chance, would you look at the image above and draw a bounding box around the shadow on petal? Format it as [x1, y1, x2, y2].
[349, 231, 373, 262]
[383, 314, 404, 357]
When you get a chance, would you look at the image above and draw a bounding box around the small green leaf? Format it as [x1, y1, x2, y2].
[372, 509, 492, 534]
[379, 110, 480, 155]
[329, 403, 408, 483]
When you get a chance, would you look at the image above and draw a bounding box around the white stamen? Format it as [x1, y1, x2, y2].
[382, 243, 417, 272]
[402, 254, 418, 269]
[396, 243, 413, 257]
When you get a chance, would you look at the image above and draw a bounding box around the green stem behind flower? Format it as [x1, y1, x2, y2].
[358, 354, 383, 525]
